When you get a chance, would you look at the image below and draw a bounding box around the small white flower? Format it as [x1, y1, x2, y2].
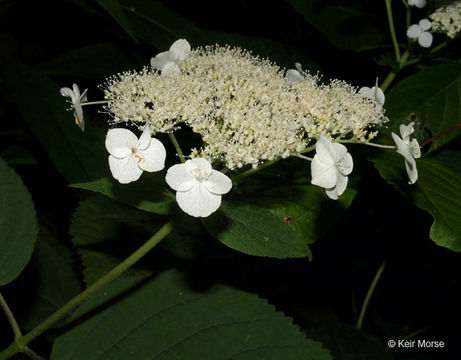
[408, 0, 426, 8]
[311, 135, 353, 200]
[359, 82, 385, 105]
[165, 158, 232, 217]
[60, 83, 87, 131]
[286, 63, 305, 83]
[150, 39, 191, 76]
[407, 19, 433, 48]
[105, 125, 166, 184]
[391, 122, 421, 184]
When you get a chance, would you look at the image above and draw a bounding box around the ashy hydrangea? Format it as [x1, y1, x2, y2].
[104, 42, 387, 170]
[429, 0, 461, 39]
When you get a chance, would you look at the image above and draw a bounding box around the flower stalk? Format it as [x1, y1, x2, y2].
[0, 221, 174, 360]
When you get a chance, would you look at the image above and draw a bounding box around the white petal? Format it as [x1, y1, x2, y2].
[311, 156, 337, 189]
[400, 122, 415, 139]
[161, 62, 181, 76]
[80, 88, 88, 102]
[372, 86, 385, 105]
[335, 170, 348, 196]
[176, 184, 222, 218]
[325, 187, 339, 200]
[409, 138, 421, 159]
[418, 32, 433, 48]
[419, 19, 431, 31]
[73, 103, 85, 131]
[137, 125, 152, 150]
[72, 83, 81, 101]
[295, 62, 303, 72]
[336, 151, 353, 176]
[358, 86, 373, 99]
[108, 155, 143, 184]
[392, 132, 414, 165]
[60, 87, 74, 98]
[105, 128, 138, 158]
[407, 24, 422, 39]
[405, 158, 418, 184]
[150, 51, 175, 70]
[186, 158, 212, 176]
[169, 39, 191, 61]
[415, 0, 426, 8]
[331, 142, 348, 162]
[286, 69, 304, 83]
[315, 135, 335, 166]
[165, 163, 197, 192]
[137, 138, 166, 172]
[203, 170, 232, 195]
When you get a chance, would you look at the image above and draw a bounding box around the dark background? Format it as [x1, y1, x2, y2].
[1, 0, 460, 359]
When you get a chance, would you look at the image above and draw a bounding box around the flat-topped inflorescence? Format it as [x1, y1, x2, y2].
[104, 44, 387, 170]
[429, 0, 461, 39]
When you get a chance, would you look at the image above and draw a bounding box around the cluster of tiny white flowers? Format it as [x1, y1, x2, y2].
[429, 0, 461, 39]
[104, 45, 387, 170]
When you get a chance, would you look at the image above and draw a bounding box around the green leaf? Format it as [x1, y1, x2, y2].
[71, 175, 176, 215]
[118, 0, 319, 70]
[384, 64, 461, 151]
[50, 270, 333, 360]
[37, 43, 142, 79]
[0, 157, 38, 286]
[70, 195, 206, 284]
[232, 160, 356, 244]
[21, 226, 81, 330]
[372, 154, 461, 251]
[203, 200, 312, 259]
[323, 325, 393, 360]
[95, 0, 137, 43]
[0, 56, 108, 183]
[433, 150, 461, 175]
[285, 0, 386, 51]
[70, 195, 159, 284]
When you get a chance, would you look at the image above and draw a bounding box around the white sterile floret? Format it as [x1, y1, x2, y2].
[60, 83, 87, 131]
[407, 19, 433, 48]
[359, 84, 385, 105]
[286, 63, 305, 83]
[408, 0, 426, 8]
[105, 124, 166, 184]
[165, 158, 232, 218]
[391, 122, 421, 184]
[311, 135, 353, 200]
[429, 1, 461, 39]
[150, 39, 191, 76]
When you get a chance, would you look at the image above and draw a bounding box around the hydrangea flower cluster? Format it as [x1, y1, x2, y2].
[104, 43, 387, 170]
[429, 0, 461, 39]
[61, 39, 422, 217]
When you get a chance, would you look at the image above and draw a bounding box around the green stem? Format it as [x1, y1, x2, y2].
[0, 221, 174, 360]
[339, 139, 396, 149]
[295, 154, 312, 161]
[430, 39, 450, 54]
[380, 50, 409, 92]
[356, 259, 387, 329]
[22, 348, 45, 360]
[81, 100, 109, 106]
[380, 72, 396, 93]
[385, 0, 401, 62]
[168, 132, 185, 163]
[0, 292, 22, 340]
